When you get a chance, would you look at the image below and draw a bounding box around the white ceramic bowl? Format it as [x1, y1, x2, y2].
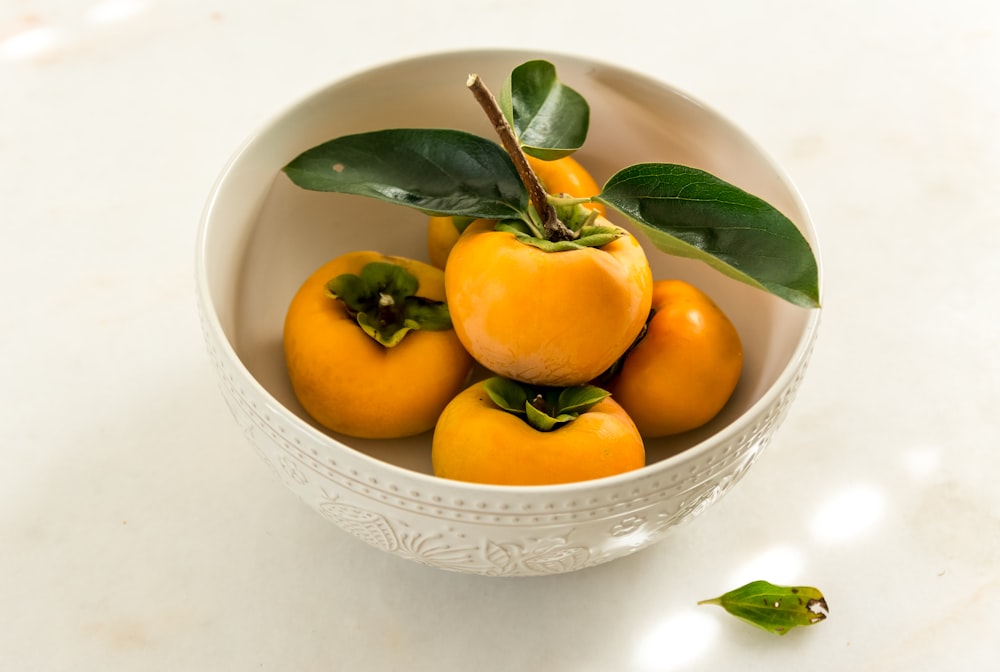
[196, 49, 821, 576]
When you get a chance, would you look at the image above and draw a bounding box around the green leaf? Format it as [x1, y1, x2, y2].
[595, 164, 820, 308]
[283, 128, 529, 220]
[499, 60, 589, 160]
[698, 580, 829, 636]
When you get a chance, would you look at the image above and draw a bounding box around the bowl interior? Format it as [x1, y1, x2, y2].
[200, 49, 818, 478]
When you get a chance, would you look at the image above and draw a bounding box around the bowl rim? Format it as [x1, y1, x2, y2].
[195, 47, 823, 497]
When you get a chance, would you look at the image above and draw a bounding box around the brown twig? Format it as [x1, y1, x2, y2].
[466, 73, 575, 241]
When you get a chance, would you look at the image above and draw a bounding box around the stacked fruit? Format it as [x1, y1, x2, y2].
[281, 61, 819, 486]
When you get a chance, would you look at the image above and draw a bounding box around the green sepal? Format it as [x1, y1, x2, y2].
[495, 218, 543, 239]
[698, 580, 830, 636]
[494, 220, 622, 253]
[550, 198, 599, 232]
[555, 385, 612, 415]
[482, 377, 610, 432]
[524, 403, 577, 432]
[354, 313, 416, 347]
[325, 262, 452, 347]
[573, 225, 623, 249]
[483, 376, 529, 414]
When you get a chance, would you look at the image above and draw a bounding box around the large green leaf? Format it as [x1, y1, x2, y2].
[595, 164, 820, 307]
[499, 60, 589, 160]
[283, 129, 529, 220]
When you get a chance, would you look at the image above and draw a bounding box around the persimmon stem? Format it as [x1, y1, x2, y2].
[466, 73, 576, 242]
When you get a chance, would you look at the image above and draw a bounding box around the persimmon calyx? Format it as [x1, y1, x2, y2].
[496, 202, 622, 253]
[325, 262, 452, 347]
[482, 376, 610, 431]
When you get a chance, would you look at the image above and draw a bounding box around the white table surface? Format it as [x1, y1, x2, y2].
[3, 1, 998, 669]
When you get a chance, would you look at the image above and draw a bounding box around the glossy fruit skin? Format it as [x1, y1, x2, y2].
[426, 155, 604, 269]
[606, 280, 743, 437]
[432, 381, 645, 486]
[445, 217, 653, 387]
[283, 251, 474, 439]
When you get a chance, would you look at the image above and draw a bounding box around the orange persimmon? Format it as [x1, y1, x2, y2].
[432, 378, 645, 486]
[444, 216, 653, 387]
[605, 279, 743, 437]
[283, 251, 474, 438]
